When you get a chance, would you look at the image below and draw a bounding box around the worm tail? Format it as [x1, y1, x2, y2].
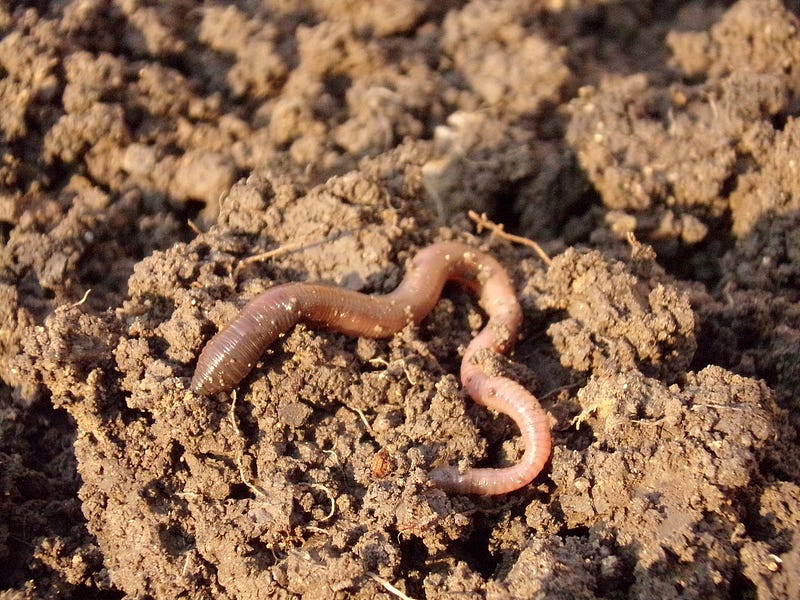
[428, 376, 551, 495]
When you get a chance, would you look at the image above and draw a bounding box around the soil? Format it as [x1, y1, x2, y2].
[2, 1, 800, 598]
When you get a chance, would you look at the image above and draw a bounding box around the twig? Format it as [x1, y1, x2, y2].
[351, 407, 376, 438]
[298, 483, 337, 521]
[468, 210, 552, 265]
[69, 288, 92, 308]
[366, 572, 416, 600]
[187, 219, 202, 235]
[369, 357, 417, 385]
[229, 390, 241, 436]
[239, 240, 309, 265]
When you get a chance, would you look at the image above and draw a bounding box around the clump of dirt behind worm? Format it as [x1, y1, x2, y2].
[526, 241, 697, 382]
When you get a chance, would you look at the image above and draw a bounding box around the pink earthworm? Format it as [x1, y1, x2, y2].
[191, 241, 551, 495]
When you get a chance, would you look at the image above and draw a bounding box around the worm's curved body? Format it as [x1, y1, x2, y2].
[191, 242, 551, 495]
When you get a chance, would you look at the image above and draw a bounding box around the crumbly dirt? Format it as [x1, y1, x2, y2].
[2, 1, 800, 598]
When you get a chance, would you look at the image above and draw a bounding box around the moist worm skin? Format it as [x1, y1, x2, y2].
[191, 241, 551, 495]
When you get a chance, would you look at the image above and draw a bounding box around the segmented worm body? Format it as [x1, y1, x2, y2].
[191, 241, 551, 495]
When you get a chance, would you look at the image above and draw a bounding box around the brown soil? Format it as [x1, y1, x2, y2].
[2, 1, 800, 598]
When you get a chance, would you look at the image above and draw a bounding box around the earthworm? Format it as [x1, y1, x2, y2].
[191, 241, 551, 495]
